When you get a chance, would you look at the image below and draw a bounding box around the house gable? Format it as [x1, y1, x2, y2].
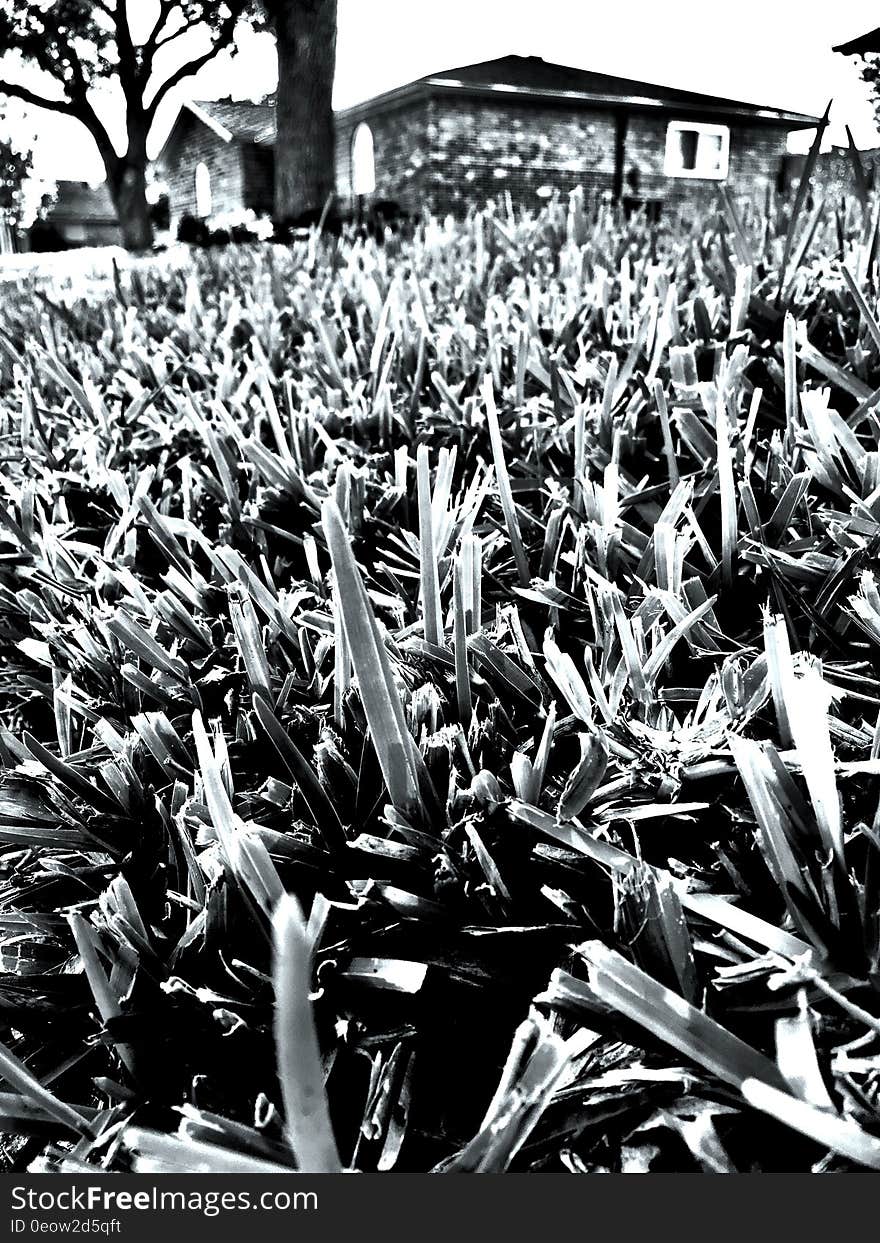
[157, 106, 244, 222]
[158, 100, 277, 222]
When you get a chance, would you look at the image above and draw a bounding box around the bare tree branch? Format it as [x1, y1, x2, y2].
[152, 19, 205, 54]
[0, 64, 120, 176]
[141, 0, 185, 78]
[60, 55, 118, 170]
[144, 48, 217, 117]
[148, 0, 178, 44]
[145, 6, 247, 120]
[0, 81, 73, 116]
[113, 0, 139, 92]
[74, 100, 120, 174]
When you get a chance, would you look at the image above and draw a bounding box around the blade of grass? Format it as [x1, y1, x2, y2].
[273, 894, 342, 1173]
[417, 444, 443, 646]
[742, 1077, 880, 1170]
[482, 376, 530, 585]
[322, 498, 429, 818]
[776, 102, 831, 304]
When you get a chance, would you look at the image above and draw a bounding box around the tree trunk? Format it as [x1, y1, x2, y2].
[272, 0, 338, 226]
[106, 113, 153, 252]
[111, 161, 153, 251]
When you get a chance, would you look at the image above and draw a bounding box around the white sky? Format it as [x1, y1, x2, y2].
[2, 0, 880, 182]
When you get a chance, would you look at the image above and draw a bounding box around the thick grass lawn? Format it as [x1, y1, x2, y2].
[2, 196, 880, 1172]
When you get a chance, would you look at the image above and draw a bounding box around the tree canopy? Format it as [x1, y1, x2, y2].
[0, 1, 252, 247]
[834, 35, 880, 136]
[0, 134, 31, 229]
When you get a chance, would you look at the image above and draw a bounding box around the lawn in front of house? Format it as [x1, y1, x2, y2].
[0, 200, 879, 1174]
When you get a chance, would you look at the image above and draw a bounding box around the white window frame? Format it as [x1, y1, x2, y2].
[351, 123, 376, 197]
[664, 120, 730, 181]
[194, 162, 212, 218]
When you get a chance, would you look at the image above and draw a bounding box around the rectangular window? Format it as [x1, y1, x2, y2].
[664, 121, 730, 180]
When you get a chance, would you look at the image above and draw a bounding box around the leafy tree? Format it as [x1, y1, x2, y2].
[834, 32, 880, 138]
[0, 135, 31, 230]
[262, 0, 337, 226]
[0, 1, 251, 249]
[856, 57, 880, 132]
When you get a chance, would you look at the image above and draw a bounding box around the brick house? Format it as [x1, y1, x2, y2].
[157, 99, 276, 223]
[158, 55, 821, 222]
[38, 181, 122, 247]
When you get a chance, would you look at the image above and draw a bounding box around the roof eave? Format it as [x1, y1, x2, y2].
[334, 76, 821, 129]
[155, 99, 237, 167]
[421, 78, 822, 127]
[184, 101, 234, 142]
[334, 79, 429, 124]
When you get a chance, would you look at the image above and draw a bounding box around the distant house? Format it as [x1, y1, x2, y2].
[38, 181, 121, 248]
[158, 55, 821, 223]
[157, 100, 276, 224]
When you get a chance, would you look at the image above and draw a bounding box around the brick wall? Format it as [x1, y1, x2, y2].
[427, 97, 618, 214]
[164, 100, 795, 226]
[335, 95, 620, 216]
[334, 94, 793, 219]
[728, 124, 791, 200]
[336, 99, 436, 213]
[621, 115, 790, 214]
[158, 115, 246, 222]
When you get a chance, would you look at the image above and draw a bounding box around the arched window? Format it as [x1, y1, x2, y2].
[194, 162, 212, 217]
[351, 123, 376, 197]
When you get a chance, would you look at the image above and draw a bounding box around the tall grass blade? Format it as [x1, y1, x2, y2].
[272, 895, 342, 1173]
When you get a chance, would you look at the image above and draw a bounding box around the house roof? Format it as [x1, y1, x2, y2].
[190, 99, 277, 146]
[161, 54, 821, 166]
[156, 99, 276, 167]
[45, 181, 117, 225]
[833, 27, 880, 56]
[336, 54, 822, 129]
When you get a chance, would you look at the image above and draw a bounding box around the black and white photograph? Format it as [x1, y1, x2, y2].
[1, 0, 880, 1208]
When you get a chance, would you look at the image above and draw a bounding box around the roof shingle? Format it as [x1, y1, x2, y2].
[192, 99, 276, 146]
[424, 55, 809, 118]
